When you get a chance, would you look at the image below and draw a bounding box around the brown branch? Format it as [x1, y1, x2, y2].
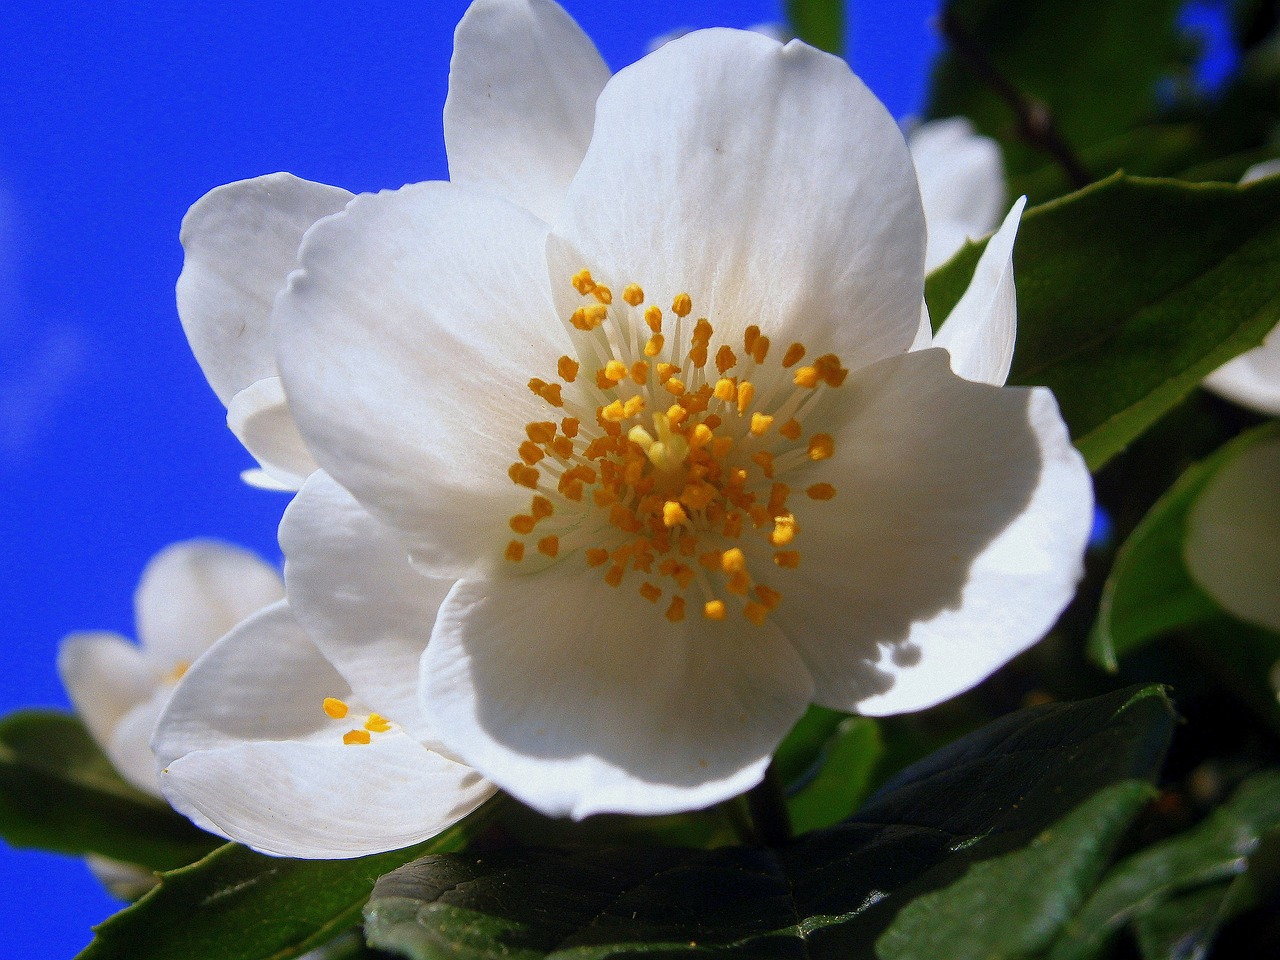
[940, 10, 1092, 190]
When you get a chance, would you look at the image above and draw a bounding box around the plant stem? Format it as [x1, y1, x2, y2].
[746, 762, 793, 847]
[940, 10, 1091, 190]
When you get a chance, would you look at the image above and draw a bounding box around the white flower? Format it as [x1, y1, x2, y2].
[153, 476, 495, 858]
[1184, 435, 1280, 633]
[907, 117, 1007, 273]
[250, 1, 1093, 820]
[57, 540, 285, 796]
[1201, 160, 1280, 415]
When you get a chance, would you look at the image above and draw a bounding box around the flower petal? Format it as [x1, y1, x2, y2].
[552, 29, 925, 373]
[445, 0, 610, 223]
[931, 197, 1025, 386]
[154, 601, 492, 858]
[772, 349, 1091, 714]
[135, 540, 285, 664]
[57, 631, 156, 764]
[421, 569, 814, 819]
[177, 173, 352, 405]
[225, 377, 319, 491]
[1203, 328, 1280, 416]
[1185, 435, 1280, 632]
[280, 471, 452, 739]
[108, 692, 170, 796]
[274, 182, 571, 578]
[908, 117, 1007, 272]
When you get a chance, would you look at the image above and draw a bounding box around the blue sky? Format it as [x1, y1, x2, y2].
[0, 1, 939, 954]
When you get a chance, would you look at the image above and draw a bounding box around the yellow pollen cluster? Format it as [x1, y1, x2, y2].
[322, 697, 395, 746]
[503, 270, 848, 626]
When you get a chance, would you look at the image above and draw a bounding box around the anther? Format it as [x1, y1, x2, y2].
[631, 361, 650, 384]
[664, 378, 686, 396]
[743, 602, 769, 626]
[716, 345, 737, 373]
[645, 305, 663, 332]
[526, 421, 557, 444]
[561, 417, 580, 438]
[510, 515, 536, 534]
[593, 285, 613, 304]
[557, 356, 579, 383]
[644, 334, 665, 357]
[744, 325, 760, 354]
[770, 515, 797, 546]
[736, 381, 755, 415]
[365, 713, 391, 733]
[793, 366, 820, 388]
[505, 540, 525, 562]
[782, 343, 805, 367]
[714, 378, 736, 403]
[623, 283, 645, 306]
[672, 293, 692, 317]
[666, 596, 686, 622]
[343, 730, 371, 745]
[808, 434, 834, 461]
[703, 600, 727, 620]
[571, 269, 596, 295]
[663, 501, 689, 527]
[586, 548, 609, 567]
[604, 360, 628, 383]
[323, 697, 349, 719]
[518, 441, 545, 465]
[537, 535, 560, 558]
[779, 419, 802, 440]
[774, 551, 800, 568]
[750, 336, 770, 365]
[750, 413, 774, 436]
[639, 582, 662, 603]
[807, 483, 836, 500]
[721, 548, 746, 574]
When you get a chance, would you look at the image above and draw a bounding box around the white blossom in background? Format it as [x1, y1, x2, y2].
[1201, 159, 1280, 415]
[1184, 435, 1280, 634]
[648, 21, 792, 53]
[226, 0, 1097, 823]
[57, 540, 285, 795]
[153, 476, 495, 859]
[907, 116, 1007, 273]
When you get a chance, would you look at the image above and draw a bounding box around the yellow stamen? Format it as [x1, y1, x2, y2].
[774, 551, 800, 568]
[526, 421, 557, 444]
[623, 283, 645, 306]
[663, 501, 689, 527]
[365, 713, 391, 733]
[631, 360, 650, 384]
[571, 269, 596, 295]
[736, 381, 755, 415]
[750, 335, 770, 365]
[644, 334, 665, 357]
[644, 305, 663, 332]
[518, 440, 545, 465]
[639, 582, 662, 603]
[531, 495, 554, 519]
[586, 547, 610, 567]
[743, 602, 769, 626]
[672, 293, 692, 317]
[782, 343, 805, 367]
[716, 345, 737, 373]
[704, 600, 727, 620]
[664, 377, 686, 396]
[666, 596, 686, 622]
[779, 419, 802, 440]
[323, 697, 349, 719]
[714, 378, 737, 403]
[343, 729, 371, 745]
[505, 540, 525, 562]
[807, 483, 836, 500]
[770, 514, 797, 546]
[793, 366, 820, 388]
[537, 535, 560, 558]
[593, 284, 613, 304]
[721, 547, 746, 574]
[750, 413, 774, 436]
[808, 433, 835, 461]
[557, 356, 579, 383]
[561, 417, 580, 438]
[509, 514, 536, 534]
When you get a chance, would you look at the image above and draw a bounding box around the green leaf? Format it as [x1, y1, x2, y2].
[924, 175, 1280, 470]
[77, 798, 503, 960]
[787, 716, 881, 835]
[785, 0, 843, 56]
[928, 0, 1185, 177]
[1090, 422, 1280, 669]
[876, 780, 1155, 960]
[1050, 771, 1280, 960]
[0, 710, 219, 871]
[365, 686, 1173, 960]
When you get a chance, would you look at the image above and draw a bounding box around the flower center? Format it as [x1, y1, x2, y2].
[322, 696, 393, 746]
[504, 270, 847, 626]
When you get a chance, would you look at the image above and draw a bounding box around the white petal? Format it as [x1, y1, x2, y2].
[908, 117, 1007, 272]
[177, 173, 353, 405]
[771, 349, 1091, 714]
[1242, 158, 1280, 184]
[154, 602, 492, 858]
[57, 632, 157, 763]
[1185, 435, 1280, 632]
[1203, 326, 1280, 416]
[135, 540, 284, 665]
[108, 692, 170, 796]
[421, 569, 814, 819]
[225, 377, 318, 491]
[445, 0, 610, 222]
[553, 30, 925, 373]
[932, 197, 1025, 386]
[911, 300, 934, 351]
[275, 182, 571, 578]
[280, 472, 452, 740]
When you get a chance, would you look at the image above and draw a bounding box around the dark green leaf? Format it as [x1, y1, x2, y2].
[924, 175, 1280, 470]
[928, 0, 1185, 177]
[785, 0, 843, 56]
[876, 781, 1155, 960]
[787, 716, 881, 835]
[1050, 771, 1280, 960]
[365, 687, 1173, 960]
[1091, 422, 1280, 669]
[0, 710, 219, 871]
[77, 798, 503, 960]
